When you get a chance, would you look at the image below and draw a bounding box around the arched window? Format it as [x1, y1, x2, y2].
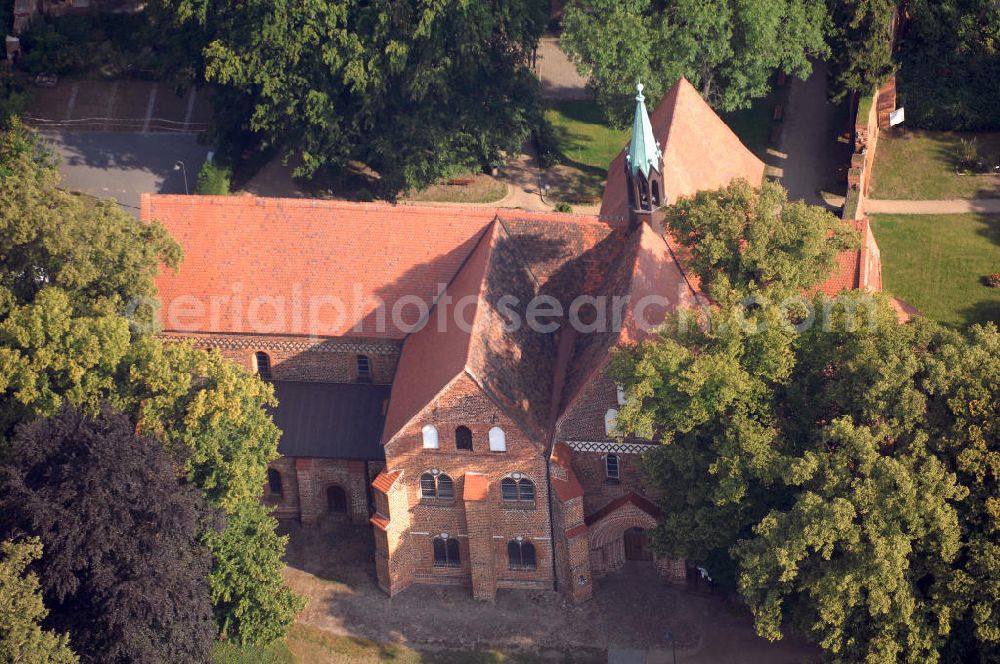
[500, 474, 535, 503]
[254, 352, 272, 380]
[455, 426, 473, 451]
[356, 355, 371, 381]
[326, 485, 347, 512]
[488, 426, 507, 452]
[651, 181, 661, 207]
[432, 535, 461, 567]
[266, 468, 282, 495]
[606, 453, 620, 481]
[422, 425, 439, 449]
[508, 539, 537, 570]
[605, 408, 619, 437]
[420, 471, 454, 499]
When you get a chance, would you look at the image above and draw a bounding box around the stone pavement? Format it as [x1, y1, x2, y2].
[864, 198, 1000, 214]
[537, 35, 590, 100]
[772, 60, 852, 208]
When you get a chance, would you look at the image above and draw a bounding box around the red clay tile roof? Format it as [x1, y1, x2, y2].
[146, 195, 621, 340]
[549, 442, 584, 501]
[372, 469, 402, 494]
[600, 77, 766, 220]
[565, 523, 589, 539]
[891, 297, 920, 323]
[584, 492, 662, 526]
[816, 219, 882, 297]
[369, 513, 390, 530]
[463, 473, 489, 501]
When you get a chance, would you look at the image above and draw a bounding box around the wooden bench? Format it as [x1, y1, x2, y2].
[446, 177, 474, 186]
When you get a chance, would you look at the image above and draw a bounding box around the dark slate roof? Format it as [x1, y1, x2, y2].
[270, 381, 390, 460]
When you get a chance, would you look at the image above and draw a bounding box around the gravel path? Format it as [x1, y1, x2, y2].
[864, 198, 1000, 214]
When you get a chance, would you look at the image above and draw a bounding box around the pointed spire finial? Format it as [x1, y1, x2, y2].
[627, 80, 661, 179]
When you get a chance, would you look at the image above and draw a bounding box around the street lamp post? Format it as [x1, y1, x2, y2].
[664, 631, 677, 664]
[173, 161, 189, 195]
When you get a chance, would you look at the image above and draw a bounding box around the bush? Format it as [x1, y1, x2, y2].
[0, 73, 31, 124]
[987, 273, 1000, 288]
[554, 202, 573, 213]
[196, 161, 232, 195]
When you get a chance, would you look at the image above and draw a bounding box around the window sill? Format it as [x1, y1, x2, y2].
[508, 566, 538, 572]
[432, 563, 462, 569]
[604, 478, 621, 485]
[420, 498, 456, 506]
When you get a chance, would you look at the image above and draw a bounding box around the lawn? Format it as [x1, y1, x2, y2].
[870, 214, 1000, 327]
[869, 130, 1000, 200]
[214, 624, 606, 664]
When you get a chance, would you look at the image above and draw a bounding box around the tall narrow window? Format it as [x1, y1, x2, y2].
[356, 355, 371, 381]
[455, 426, 473, 451]
[422, 425, 439, 449]
[432, 536, 461, 567]
[606, 454, 620, 481]
[605, 409, 619, 437]
[254, 352, 272, 380]
[326, 485, 347, 512]
[507, 539, 537, 570]
[488, 426, 507, 452]
[267, 468, 282, 495]
[651, 181, 661, 207]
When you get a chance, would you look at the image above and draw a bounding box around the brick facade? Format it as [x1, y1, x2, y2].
[373, 374, 555, 600]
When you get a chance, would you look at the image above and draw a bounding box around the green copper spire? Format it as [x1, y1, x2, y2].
[626, 82, 661, 179]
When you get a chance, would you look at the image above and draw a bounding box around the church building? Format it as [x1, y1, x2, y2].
[147, 79, 883, 603]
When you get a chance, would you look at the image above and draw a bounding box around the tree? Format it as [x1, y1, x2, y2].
[561, 0, 830, 125]
[150, 0, 547, 195]
[612, 292, 1000, 660]
[0, 405, 216, 664]
[0, 120, 181, 325]
[0, 538, 77, 664]
[0, 121, 301, 647]
[825, 0, 897, 102]
[204, 502, 304, 646]
[663, 179, 860, 307]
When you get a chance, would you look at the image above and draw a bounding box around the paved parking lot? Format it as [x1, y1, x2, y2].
[40, 130, 210, 215]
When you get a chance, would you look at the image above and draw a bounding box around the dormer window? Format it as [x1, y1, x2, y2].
[422, 425, 439, 449]
[455, 426, 473, 451]
[254, 352, 272, 380]
[356, 355, 371, 381]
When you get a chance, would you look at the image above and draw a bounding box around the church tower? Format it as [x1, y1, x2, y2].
[623, 82, 664, 230]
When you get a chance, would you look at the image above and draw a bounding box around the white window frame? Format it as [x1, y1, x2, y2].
[604, 409, 620, 437]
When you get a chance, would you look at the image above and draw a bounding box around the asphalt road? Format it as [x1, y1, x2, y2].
[39, 131, 211, 217]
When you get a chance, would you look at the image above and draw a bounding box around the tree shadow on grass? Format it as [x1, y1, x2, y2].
[972, 213, 1000, 247]
[960, 298, 1000, 327]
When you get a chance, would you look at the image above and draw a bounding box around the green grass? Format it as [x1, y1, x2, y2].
[544, 100, 629, 172]
[215, 624, 606, 664]
[870, 130, 1000, 199]
[871, 214, 1000, 327]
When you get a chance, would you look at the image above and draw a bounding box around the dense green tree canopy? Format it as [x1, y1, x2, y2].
[897, 0, 1000, 131]
[614, 297, 1000, 662]
[0, 406, 216, 664]
[0, 120, 300, 647]
[151, 0, 546, 194]
[0, 121, 180, 324]
[0, 538, 77, 664]
[561, 0, 829, 125]
[663, 179, 860, 307]
[825, 0, 897, 102]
